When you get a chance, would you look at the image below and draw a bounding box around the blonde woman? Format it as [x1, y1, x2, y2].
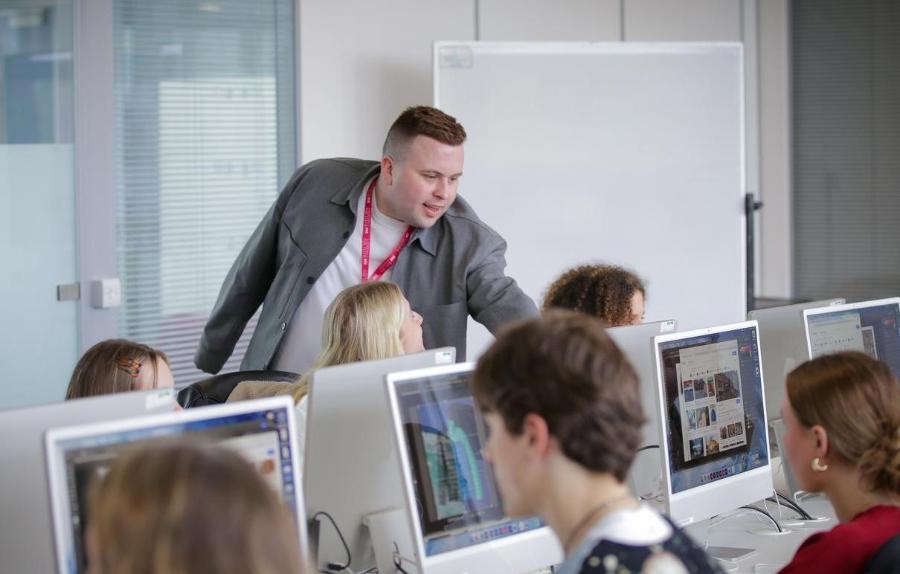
[86, 441, 306, 574]
[779, 351, 900, 574]
[228, 281, 424, 453]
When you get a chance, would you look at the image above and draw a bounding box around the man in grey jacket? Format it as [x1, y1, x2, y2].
[194, 106, 536, 374]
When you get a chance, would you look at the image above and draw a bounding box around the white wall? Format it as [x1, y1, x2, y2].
[298, 0, 792, 298]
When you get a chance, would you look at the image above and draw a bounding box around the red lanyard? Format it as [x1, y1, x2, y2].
[361, 178, 413, 282]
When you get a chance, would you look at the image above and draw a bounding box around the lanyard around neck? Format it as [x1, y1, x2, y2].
[361, 178, 413, 282]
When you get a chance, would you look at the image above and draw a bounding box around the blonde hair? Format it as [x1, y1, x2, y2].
[87, 441, 305, 574]
[65, 339, 169, 400]
[786, 351, 900, 497]
[288, 282, 408, 403]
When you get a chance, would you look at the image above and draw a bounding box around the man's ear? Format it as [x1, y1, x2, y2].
[380, 155, 395, 186]
[522, 413, 551, 458]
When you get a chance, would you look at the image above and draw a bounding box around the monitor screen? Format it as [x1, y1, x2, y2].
[805, 299, 900, 375]
[392, 369, 543, 557]
[656, 324, 769, 494]
[46, 398, 303, 574]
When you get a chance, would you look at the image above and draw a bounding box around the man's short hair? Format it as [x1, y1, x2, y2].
[471, 310, 645, 481]
[382, 106, 467, 159]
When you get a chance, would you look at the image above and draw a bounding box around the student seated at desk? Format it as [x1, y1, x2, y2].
[65, 339, 173, 400]
[85, 441, 306, 574]
[779, 351, 900, 574]
[471, 311, 720, 574]
[228, 281, 424, 445]
[543, 263, 646, 327]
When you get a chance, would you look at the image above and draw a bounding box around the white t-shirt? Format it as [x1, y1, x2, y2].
[271, 180, 408, 374]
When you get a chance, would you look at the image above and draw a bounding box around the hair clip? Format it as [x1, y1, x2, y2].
[116, 357, 142, 378]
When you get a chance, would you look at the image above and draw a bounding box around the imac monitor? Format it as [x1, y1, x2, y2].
[653, 321, 773, 525]
[803, 298, 900, 376]
[303, 348, 456, 572]
[748, 298, 844, 422]
[45, 396, 307, 574]
[0, 389, 176, 574]
[607, 319, 678, 447]
[385, 364, 563, 574]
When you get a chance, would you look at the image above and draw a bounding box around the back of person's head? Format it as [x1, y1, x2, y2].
[289, 281, 413, 402]
[786, 351, 900, 496]
[471, 310, 645, 482]
[87, 441, 304, 574]
[543, 264, 646, 327]
[382, 106, 467, 160]
[65, 339, 172, 400]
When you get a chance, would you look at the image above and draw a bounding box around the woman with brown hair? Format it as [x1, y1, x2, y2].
[543, 264, 646, 327]
[86, 441, 307, 574]
[779, 351, 900, 574]
[65, 339, 173, 400]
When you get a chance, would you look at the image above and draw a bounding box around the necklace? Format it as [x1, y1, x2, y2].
[562, 492, 635, 554]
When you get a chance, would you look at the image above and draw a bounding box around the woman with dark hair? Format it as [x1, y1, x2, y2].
[65, 339, 172, 400]
[471, 311, 719, 574]
[779, 351, 900, 574]
[543, 264, 646, 327]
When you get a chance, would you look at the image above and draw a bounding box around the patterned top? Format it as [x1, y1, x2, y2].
[556, 504, 721, 574]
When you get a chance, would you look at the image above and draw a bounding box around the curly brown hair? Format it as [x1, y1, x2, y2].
[543, 264, 646, 327]
[471, 310, 644, 481]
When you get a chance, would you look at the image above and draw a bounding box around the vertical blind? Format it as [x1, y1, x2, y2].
[792, 0, 900, 301]
[114, 0, 296, 386]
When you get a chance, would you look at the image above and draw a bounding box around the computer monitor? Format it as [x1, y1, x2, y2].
[803, 297, 900, 376]
[0, 389, 176, 574]
[45, 396, 308, 574]
[748, 298, 844, 422]
[303, 348, 456, 572]
[607, 319, 678, 448]
[653, 320, 773, 525]
[385, 363, 563, 574]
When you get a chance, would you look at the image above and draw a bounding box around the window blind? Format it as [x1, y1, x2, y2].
[792, 0, 900, 301]
[113, 0, 296, 386]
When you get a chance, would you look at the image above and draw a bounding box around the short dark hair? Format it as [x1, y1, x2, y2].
[471, 310, 645, 481]
[543, 264, 646, 327]
[382, 106, 467, 159]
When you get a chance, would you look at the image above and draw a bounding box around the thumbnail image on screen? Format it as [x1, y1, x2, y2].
[658, 326, 769, 494]
[395, 371, 544, 557]
[57, 409, 297, 574]
[807, 302, 900, 377]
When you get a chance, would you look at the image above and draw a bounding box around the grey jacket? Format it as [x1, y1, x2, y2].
[194, 158, 537, 374]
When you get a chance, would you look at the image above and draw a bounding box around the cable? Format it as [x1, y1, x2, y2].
[392, 541, 421, 574]
[739, 504, 784, 533]
[637, 444, 660, 453]
[312, 511, 352, 573]
[767, 493, 814, 520]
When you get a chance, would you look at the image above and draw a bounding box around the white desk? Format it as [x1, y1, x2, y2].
[685, 494, 835, 573]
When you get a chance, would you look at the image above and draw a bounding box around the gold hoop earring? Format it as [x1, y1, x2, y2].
[810, 457, 828, 472]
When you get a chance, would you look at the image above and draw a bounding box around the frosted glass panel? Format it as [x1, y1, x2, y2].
[0, 3, 78, 409]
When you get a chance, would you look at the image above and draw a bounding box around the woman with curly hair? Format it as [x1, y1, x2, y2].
[543, 264, 646, 327]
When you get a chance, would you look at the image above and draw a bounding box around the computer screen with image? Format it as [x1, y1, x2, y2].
[45, 397, 307, 574]
[386, 364, 562, 574]
[804, 298, 900, 376]
[654, 321, 772, 525]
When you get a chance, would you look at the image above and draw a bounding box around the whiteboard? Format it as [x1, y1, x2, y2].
[434, 42, 747, 358]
